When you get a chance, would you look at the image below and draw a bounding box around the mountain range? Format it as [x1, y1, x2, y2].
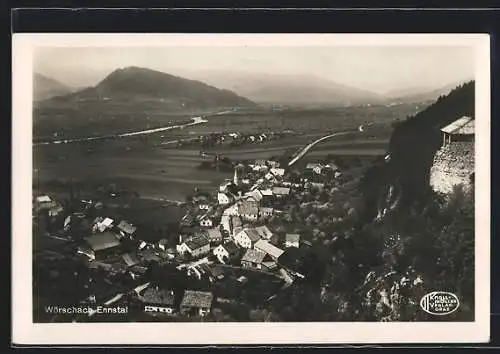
[182, 70, 386, 107]
[169, 69, 471, 106]
[33, 73, 75, 101]
[35, 66, 470, 110]
[382, 80, 471, 104]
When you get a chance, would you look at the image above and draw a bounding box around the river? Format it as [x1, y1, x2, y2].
[34, 110, 233, 146]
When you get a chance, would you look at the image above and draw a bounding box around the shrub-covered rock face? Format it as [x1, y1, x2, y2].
[300, 82, 476, 322]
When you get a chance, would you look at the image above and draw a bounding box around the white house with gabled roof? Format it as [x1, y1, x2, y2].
[234, 228, 261, 249]
[213, 241, 240, 264]
[270, 167, 285, 177]
[217, 192, 232, 205]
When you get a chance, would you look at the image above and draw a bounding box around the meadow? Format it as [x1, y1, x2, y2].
[33, 104, 421, 201]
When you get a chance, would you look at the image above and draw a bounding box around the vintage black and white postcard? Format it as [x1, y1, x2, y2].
[12, 33, 490, 344]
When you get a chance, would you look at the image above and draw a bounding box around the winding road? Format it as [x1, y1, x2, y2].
[288, 130, 358, 167]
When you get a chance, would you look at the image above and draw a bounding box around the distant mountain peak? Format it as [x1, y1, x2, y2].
[37, 66, 255, 110]
[33, 73, 73, 101]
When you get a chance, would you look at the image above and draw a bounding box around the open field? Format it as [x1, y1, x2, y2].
[203, 137, 390, 154]
[33, 105, 413, 201]
[33, 103, 422, 141]
[34, 137, 387, 202]
[167, 104, 420, 139]
[34, 143, 233, 201]
[33, 104, 234, 141]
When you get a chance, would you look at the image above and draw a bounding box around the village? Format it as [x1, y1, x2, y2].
[33, 152, 356, 322]
[169, 129, 297, 149]
[15, 31, 486, 352]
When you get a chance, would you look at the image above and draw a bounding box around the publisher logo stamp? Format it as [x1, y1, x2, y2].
[420, 291, 460, 316]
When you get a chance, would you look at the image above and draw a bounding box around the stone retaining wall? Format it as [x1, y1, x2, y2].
[429, 141, 474, 195]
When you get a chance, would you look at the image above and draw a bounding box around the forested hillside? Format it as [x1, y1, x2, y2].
[262, 82, 475, 322]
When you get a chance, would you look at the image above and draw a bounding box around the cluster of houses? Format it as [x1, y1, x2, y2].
[173, 219, 299, 278]
[64, 211, 220, 318]
[305, 162, 342, 178]
[171, 159, 315, 290]
[179, 157, 346, 266]
[175, 130, 295, 149]
[34, 155, 344, 320]
[75, 223, 164, 283]
[138, 285, 214, 317]
[33, 195, 64, 218]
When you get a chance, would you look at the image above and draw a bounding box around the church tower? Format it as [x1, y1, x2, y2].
[233, 163, 245, 186]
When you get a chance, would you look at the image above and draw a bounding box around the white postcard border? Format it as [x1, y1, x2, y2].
[12, 33, 491, 345]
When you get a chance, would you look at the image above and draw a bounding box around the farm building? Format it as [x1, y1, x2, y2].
[254, 239, 284, 260]
[272, 187, 290, 196]
[270, 168, 285, 177]
[217, 192, 232, 205]
[116, 220, 137, 238]
[285, 233, 300, 248]
[430, 116, 475, 195]
[306, 163, 325, 175]
[234, 228, 261, 249]
[92, 217, 115, 233]
[213, 241, 240, 264]
[82, 232, 122, 260]
[199, 215, 213, 228]
[122, 252, 140, 267]
[241, 249, 267, 270]
[440, 116, 474, 146]
[180, 290, 214, 317]
[141, 287, 177, 315]
[177, 235, 210, 259]
[254, 225, 273, 240]
[205, 228, 223, 244]
[238, 200, 259, 221]
[245, 189, 263, 203]
[34, 195, 62, 216]
[259, 207, 274, 218]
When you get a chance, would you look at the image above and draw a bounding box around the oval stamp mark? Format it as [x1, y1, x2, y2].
[420, 291, 460, 316]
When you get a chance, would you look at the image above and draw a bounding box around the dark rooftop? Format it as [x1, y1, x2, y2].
[142, 287, 176, 306]
[206, 228, 223, 241]
[84, 232, 121, 252]
[180, 290, 214, 308]
[185, 235, 210, 250]
[238, 201, 259, 215]
[241, 249, 266, 264]
[244, 228, 262, 242]
[122, 252, 140, 267]
[441, 116, 474, 135]
[117, 220, 137, 235]
[286, 234, 301, 243]
[221, 241, 239, 255]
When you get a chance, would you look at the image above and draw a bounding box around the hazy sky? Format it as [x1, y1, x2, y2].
[34, 46, 474, 94]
